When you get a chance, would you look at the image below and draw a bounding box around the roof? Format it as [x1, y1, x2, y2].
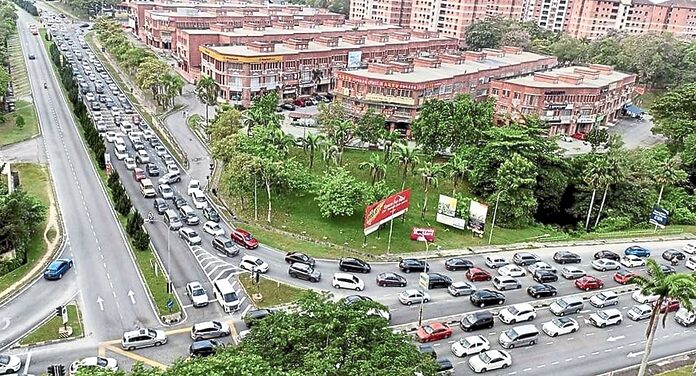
[181, 23, 402, 36]
[502, 66, 634, 89]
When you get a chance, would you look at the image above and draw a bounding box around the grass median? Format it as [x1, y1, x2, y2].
[20, 304, 83, 345]
[1, 32, 39, 146]
[238, 274, 304, 308]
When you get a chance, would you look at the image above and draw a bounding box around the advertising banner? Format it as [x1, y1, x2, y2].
[363, 189, 411, 236]
[347, 51, 363, 69]
[436, 194, 466, 230]
[410, 227, 435, 242]
[649, 206, 669, 228]
[468, 200, 488, 236]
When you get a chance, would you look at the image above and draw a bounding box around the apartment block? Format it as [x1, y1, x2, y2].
[349, 0, 412, 26]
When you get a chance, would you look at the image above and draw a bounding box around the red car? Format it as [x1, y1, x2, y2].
[572, 132, 586, 140]
[613, 270, 636, 285]
[466, 267, 492, 282]
[231, 228, 259, 249]
[575, 276, 604, 291]
[656, 299, 680, 313]
[416, 322, 452, 343]
[132, 168, 146, 181]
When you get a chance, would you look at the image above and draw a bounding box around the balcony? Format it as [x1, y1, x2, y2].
[577, 114, 596, 123]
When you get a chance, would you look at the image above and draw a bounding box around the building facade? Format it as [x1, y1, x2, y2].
[349, 0, 412, 27]
[490, 64, 637, 135]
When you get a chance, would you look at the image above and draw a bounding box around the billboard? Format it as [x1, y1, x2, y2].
[468, 200, 488, 236]
[410, 227, 435, 242]
[436, 195, 466, 230]
[363, 189, 411, 236]
[347, 51, 362, 69]
[649, 206, 669, 228]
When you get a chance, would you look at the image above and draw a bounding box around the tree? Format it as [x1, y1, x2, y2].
[582, 155, 610, 230]
[417, 162, 443, 220]
[243, 92, 282, 134]
[323, 119, 355, 163]
[195, 75, 219, 129]
[359, 154, 387, 185]
[593, 148, 626, 228]
[355, 109, 386, 146]
[654, 155, 688, 205]
[493, 154, 538, 228]
[298, 132, 324, 170]
[631, 259, 696, 376]
[0, 185, 46, 265]
[381, 130, 403, 160]
[315, 100, 345, 129]
[315, 168, 369, 217]
[549, 36, 590, 64]
[651, 84, 696, 147]
[266, 128, 296, 157]
[207, 106, 242, 142]
[393, 144, 420, 190]
[465, 19, 504, 50]
[584, 128, 609, 150]
[446, 152, 468, 195]
[500, 26, 531, 49]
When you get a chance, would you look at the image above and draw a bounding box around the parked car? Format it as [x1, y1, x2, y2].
[179, 228, 202, 246]
[493, 276, 520, 291]
[527, 261, 557, 275]
[468, 350, 512, 373]
[398, 289, 430, 305]
[560, 266, 586, 280]
[158, 184, 174, 200]
[121, 329, 167, 350]
[445, 257, 474, 271]
[498, 303, 536, 324]
[338, 257, 371, 273]
[189, 340, 221, 357]
[153, 198, 168, 214]
[158, 171, 181, 185]
[448, 281, 477, 297]
[243, 309, 275, 328]
[485, 256, 508, 269]
[648, 264, 676, 276]
[512, 252, 540, 266]
[426, 272, 453, 289]
[203, 221, 225, 237]
[498, 264, 526, 278]
[69, 357, 118, 374]
[593, 250, 620, 261]
[527, 284, 557, 299]
[575, 276, 604, 291]
[553, 251, 581, 264]
[656, 299, 680, 313]
[44, 259, 73, 280]
[203, 206, 220, 222]
[288, 262, 321, 283]
[470, 289, 505, 308]
[624, 245, 651, 257]
[398, 258, 429, 273]
[466, 268, 492, 282]
[146, 163, 160, 176]
[284, 252, 315, 266]
[376, 272, 407, 287]
[591, 258, 621, 271]
[416, 322, 452, 343]
[460, 311, 494, 332]
[185, 281, 209, 308]
[683, 243, 696, 254]
[132, 168, 146, 181]
[532, 270, 558, 283]
[620, 255, 646, 268]
[231, 228, 259, 249]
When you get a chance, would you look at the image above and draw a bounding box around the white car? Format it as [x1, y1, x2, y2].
[398, 289, 431, 305]
[167, 163, 180, 174]
[154, 144, 167, 156]
[85, 92, 95, 101]
[178, 228, 202, 246]
[69, 357, 118, 375]
[591, 258, 621, 271]
[451, 335, 490, 357]
[498, 303, 536, 324]
[627, 304, 653, 321]
[105, 131, 118, 143]
[203, 221, 224, 236]
[589, 291, 619, 308]
[686, 256, 696, 271]
[190, 320, 230, 340]
[240, 255, 269, 273]
[484, 256, 508, 269]
[632, 290, 659, 304]
[188, 180, 201, 195]
[468, 349, 512, 373]
[185, 281, 209, 308]
[560, 265, 586, 279]
[527, 261, 557, 275]
[158, 184, 174, 199]
[683, 242, 696, 254]
[541, 317, 579, 337]
[332, 273, 365, 291]
[0, 354, 21, 374]
[620, 255, 646, 268]
[589, 308, 623, 328]
[498, 264, 526, 277]
[124, 156, 137, 170]
[136, 150, 150, 164]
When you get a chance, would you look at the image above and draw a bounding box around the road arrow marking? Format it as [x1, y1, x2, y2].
[128, 290, 136, 305]
[1, 318, 10, 330]
[607, 335, 625, 342]
[97, 296, 104, 311]
[627, 351, 644, 358]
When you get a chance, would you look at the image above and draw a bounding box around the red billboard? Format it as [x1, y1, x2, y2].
[363, 189, 411, 236]
[410, 227, 435, 242]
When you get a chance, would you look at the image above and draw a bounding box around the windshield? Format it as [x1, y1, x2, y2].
[597, 311, 609, 319]
[557, 300, 569, 308]
[508, 307, 520, 315]
[147, 329, 157, 338]
[505, 328, 519, 340]
[423, 326, 434, 334]
[244, 234, 254, 241]
[480, 352, 491, 363]
[460, 338, 472, 347]
[223, 292, 238, 303]
[96, 357, 107, 367]
[0, 355, 9, 364]
[192, 288, 205, 297]
[552, 318, 565, 326]
[465, 315, 477, 324]
[223, 240, 234, 248]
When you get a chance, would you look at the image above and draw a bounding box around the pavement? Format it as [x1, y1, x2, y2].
[0, 136, 47, 164]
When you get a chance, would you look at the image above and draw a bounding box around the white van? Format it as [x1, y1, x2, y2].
[114, 144, 128, 160]
[191, 190, 208, 209]
[675, 307, 695, 327]
[139, 178, 156, 198]
[213, 279, 240, 313]
[498, 324, 539, 349]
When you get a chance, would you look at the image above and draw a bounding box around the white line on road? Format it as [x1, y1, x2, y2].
[586, 332, 595, 336]
[577, 355, 585, 359]
[523, 368, 532, 372]
[545, 342, 554, 345]
[551, 361, 559, 365]
[241, 305, 252, 317]
[591, 351, 600, 355]
[537, 364, 546, 368]
[565, 358, 573, 362]
[23, 352, 31, 374]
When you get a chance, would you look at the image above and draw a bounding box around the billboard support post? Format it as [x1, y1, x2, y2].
[417, 236, 430, 328]
[386, 212, 395, 253]
[488, 191, 502, 245]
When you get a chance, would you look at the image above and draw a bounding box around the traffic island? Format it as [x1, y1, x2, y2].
[238, 274, 304, 309]
[18, 302, 84, 347]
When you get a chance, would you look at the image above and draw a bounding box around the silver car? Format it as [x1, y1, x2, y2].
[398, 289, 431, 305]
[190, 321, 231, 341]
[561, 266, 586, 280]
[186, 281, 209, 308]
[448, 281, 477, 297]
[493, 276, 521, 291]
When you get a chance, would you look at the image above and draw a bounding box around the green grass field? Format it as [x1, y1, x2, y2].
[657, 366, 695, 376]
[20, 304, 83, 345]
[238, 274, 304, 308]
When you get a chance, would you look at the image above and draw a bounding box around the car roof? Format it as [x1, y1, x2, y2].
[193, 321, 219, 330]
[602, 308, 622, 315]
[187, 281, 203, 288]
[242, 254, 260, 262]
[334, 272, 355, 279]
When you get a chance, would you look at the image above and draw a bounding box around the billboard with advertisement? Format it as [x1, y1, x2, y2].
[468, 200, 489, 236]
[347, 51, 363, 69]
[363, 189, 411, 236]
[649, 206, 669, 228]
[436, 195, 466, 230]
[410, 227, 435, 242]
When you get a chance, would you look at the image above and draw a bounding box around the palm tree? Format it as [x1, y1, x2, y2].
[418, 162, 443, 220]
[632, 259, 696, 376]
[359, 154, 388, 185]
[382, 131, 402, 160]
[322, 144, 341, 168]
[267, 128, 295, 157]
[655, 155, 687, 206]
[195, 75, 219, 129]
[446, 152, 469, 196]
[298, 133, 324, 170]
[582, 156, 610, 231]
[393, 144, 420, 190]
[593, 150, 626, 228]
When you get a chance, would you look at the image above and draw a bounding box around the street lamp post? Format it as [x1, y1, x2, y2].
[146, 212, 172, 292]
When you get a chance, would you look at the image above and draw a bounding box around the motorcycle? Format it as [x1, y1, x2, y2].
[43, 82, 47, 89]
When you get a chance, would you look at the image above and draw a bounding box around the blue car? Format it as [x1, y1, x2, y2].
[44, 259, 73, 280]
[624, 246, 651, 257]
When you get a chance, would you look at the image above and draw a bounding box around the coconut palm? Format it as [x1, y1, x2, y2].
[322, 144, 342, 168]
[195, 74, 219, 129]
[582, 156, 611, 231]
[592, 149, 626, 228]
[393, 144, 420, 190]
[382, 130, 402, 160]
[631, 259, 696, 376]
[359, 154, 388, 185]
[654, 155, 687, 205]
[446, 152, 469, 196]
[267, 128, 295, 157]
[298, 133, 324, 170]
[417, 162, 443, 220]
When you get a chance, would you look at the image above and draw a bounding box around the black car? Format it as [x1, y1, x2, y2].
[339, 257, 371, 273]
[288, 262, 321, 282]
[594, 250, 620, 261]
[553, 251, 582, 264]
[527, 284, 557, 298]
[445, 257, 474, 271]
[662, 249, 686, 261]
[399, 258, 429, 273]
[280, 103, 296, 111]
[419, 344, 437, 359]
[285, 252, 315, 267]
[146, 163, 160, 176]
[174, 196, 188, 210]
[153, 198, 168, 215]
[533, 270, 558, 283]
[470, 289, 505, 308]
[649, 264, 676, 276]
[243, 308, 275, 328]
[212, 236, 239, 257]
[343, 294, 374, 305]
[375, 272, 406, 287]
[203, 206, 220, 222]
[436, 359, 454, 373]
[427, 272, 453, 289]
[460, 311, 495, 332]
[189, 339, 219, 357]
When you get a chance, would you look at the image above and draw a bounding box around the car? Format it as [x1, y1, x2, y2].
[124, 157, 137, 170]
[498, 303, 536, 324]
[470, 289, 505, 308]
[451, 335, 490, 357]
[44, 258, 73, 280]
[589, 291, 619, 308]
[553, 251, 582, 264]
[589, 308, 623, 328]
[211, 236, 240, 257]
[0, 354, 21, 374]
[338, 257, 371, 273]
[185, 282, 209, 308]
[398, 258, 429, 273]
[532, 270, 558, 283]
[158, 184, 174, 200]
[560, 265, 586, 279]
[179, 228, 202, 246]
[136, 150, 150, 164]
[497, 264, 526, 278]
[203, 206, 220, 222]
[484, 256, 508, 268]
[121, 329, 167, 350]
[625, 245, 651, 257]
[632, 290, 659, 304]
[376, 272, 407, 287]
[167, 163, 180, 174]
[154, 144, 167, 156]
[426, 272, 453, 288]
[280, 103, 296, 111]
[621, 255, 646, 268]
[188, 180, 201, 195]
[468, 350, 512, 373]
[191, 320, 231, 341]
[594, 250, 621, 261]
[189, 339, 221, 357]
[687, 256, 696, 271]
[416, 322, 452, 342]
[492, 276, 520, 291]
[203, 221, 225, 236]
[174, 196, 188, 210]
[448, 281, 477, 296]
[243, 309, 275, 328]
[28, 53, 36, 59]
[288, 262, 321, 282]
[648, 264, 676, 276]
[662, 249, 686, 261]
[591, 258, 621, 271]
[466, 267, 492, 282]
[512, 252, 540, 266]
[105, 131, 119, 143]
[132, 168, 146, 181]
[445, 257, 474, 271]
[239, 255, 269, 273]
[69, 357, 118, 374]
[527, 261, 557, 275]
[575, 276, 604, 291]
[675, 307, 696, 327]
[158, 171, 182, 185]
[332, 272, 365, 290]
[627, 304, 653, 321]
[541, 317, 579, 337]
[683, 242, 696, 254]
[398, 289, 430, 305]
[231, 228, 259, 249]
[613, 270, 636, 284]
[656, 299, 680, 313]
[153, 198, 168, 214]
[527, 284, 557, 298]
[284, 252, 315, 266]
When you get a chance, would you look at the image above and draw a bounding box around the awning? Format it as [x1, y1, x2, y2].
[624, 104, 645, 115]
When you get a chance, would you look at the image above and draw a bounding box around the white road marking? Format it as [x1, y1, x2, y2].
[241, 305, 252, 317]
[591, 351, 600, 355]
[551, 361, 559, 365]
[23, 352, 31, 374]
[565, 358, 573, 362]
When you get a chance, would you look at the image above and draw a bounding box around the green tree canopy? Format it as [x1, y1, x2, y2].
[315, 168, 369, 217]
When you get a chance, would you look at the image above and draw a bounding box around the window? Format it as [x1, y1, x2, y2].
[250, 63, 262, 71]
[513, 92, 521, 99]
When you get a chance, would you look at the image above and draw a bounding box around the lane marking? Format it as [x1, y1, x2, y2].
[104, 344, 167, 370]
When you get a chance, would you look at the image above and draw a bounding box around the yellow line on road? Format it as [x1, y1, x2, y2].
[104, 344, 168, 370]
[163, 327, 192, 336]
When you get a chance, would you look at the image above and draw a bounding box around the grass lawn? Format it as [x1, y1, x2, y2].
[187, 114, 202, 130]
[238, 274, 305, 308]
[657, 366, 694, 376]
[20, 304, 83, 345]
[0, 100, 40, 146]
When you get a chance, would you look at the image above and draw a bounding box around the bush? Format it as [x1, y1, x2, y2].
[132, 229, 150, 251]
[595, 216, 633, 232]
